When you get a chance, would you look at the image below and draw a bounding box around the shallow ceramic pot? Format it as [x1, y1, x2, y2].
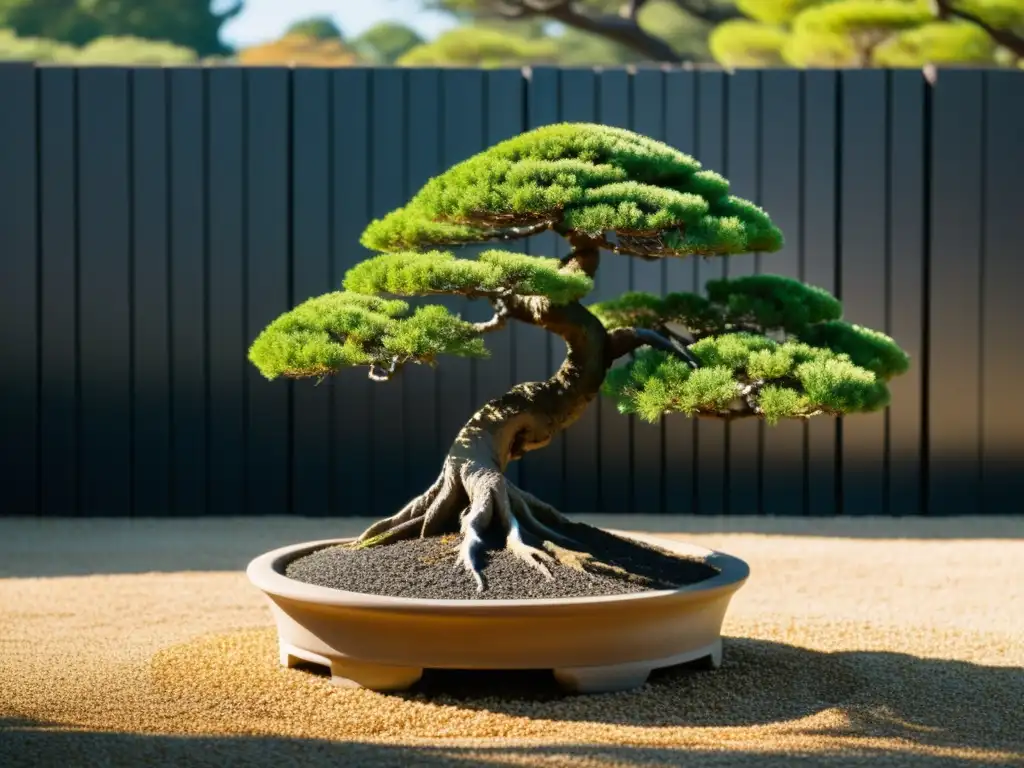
[246, 530, 749, 694]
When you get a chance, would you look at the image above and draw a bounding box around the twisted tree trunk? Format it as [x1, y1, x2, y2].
[354, 244, 628, 590]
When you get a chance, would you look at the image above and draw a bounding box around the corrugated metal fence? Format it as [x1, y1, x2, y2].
[1, 62, 1021, 518]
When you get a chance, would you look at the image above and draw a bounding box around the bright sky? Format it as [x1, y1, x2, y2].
[220, 0, 457, 47]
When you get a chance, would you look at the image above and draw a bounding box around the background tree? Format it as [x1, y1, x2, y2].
[0, 0, 239, 56]
[426, 0, 740, 63]
[249, 123, 909, 591]
[236, 31, 356, 66]
[929, 0, 1024, 61]
[285, 15, 345, 41]
[712, 0, 1023, 68]
[0, 28, 197, 62]
[397, 25, 560, 66]
[351, 21, 424, 64]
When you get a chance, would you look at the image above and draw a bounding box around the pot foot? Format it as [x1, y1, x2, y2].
[329, 659, 424, 691]
[553, 663, 652, 694]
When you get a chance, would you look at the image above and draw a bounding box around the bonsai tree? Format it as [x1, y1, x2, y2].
[249, 123, 909, 592]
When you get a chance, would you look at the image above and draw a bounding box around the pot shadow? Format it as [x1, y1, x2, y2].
[0, 716, 1007, 768]
[369, 637, 1022, 754]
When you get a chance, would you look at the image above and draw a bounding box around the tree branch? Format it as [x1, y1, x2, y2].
[929, 0, 1024, 58]
[606, 327, 701, 368]
[664, 0, 743, 24]
[487, 0, 684, 61]
[368, 356, 402, 382]
[472, 298, 512, 333]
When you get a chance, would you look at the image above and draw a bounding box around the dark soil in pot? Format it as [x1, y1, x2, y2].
[283, 522, 719, 600]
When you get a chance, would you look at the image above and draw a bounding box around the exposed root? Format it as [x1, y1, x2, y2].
[353, 456, 648, 592]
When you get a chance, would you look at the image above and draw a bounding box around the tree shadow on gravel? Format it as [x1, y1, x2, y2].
[0, 717, 1008, 768]
[394, 637, 1024, 755]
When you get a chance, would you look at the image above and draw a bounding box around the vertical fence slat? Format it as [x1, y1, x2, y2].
[839, 70, 889, 515]
[38, 68, 78, 517]
[759, 70, 806, 516]
[291, 69, 332, 517]
[168, 68, 207, 516]
[521, 66, 566, 507]
[928, 70, 983, 516]
[887, 71, 925, 517]
[803, 70, 839, 516]
[0, 63, 39, 515]
[484, 69, 526, 489]
[630, 68, 666, 515]
[596, 68, 633, 514]
[695, 70, 727, 515]
[207, 68, 246, 516]
[77, 68, 131, 516]
[981, 71, 1024, 514]
[404, 69, 445, 489]
[331, 69, 372, 514]
[663, 70, 698, 515]
[559, 68, 600, 513]
[368, 68, 410, 517]
[245, 68, 291, 516]
[724, 70, 761, 516]
[131, 69, 171, 516]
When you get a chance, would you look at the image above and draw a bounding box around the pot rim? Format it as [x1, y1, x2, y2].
[246, 530, 749, 612]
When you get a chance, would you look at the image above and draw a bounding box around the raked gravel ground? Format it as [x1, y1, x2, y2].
[1, 514, 1022, 768]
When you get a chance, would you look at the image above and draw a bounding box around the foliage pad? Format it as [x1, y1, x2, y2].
[590, 274, 842, 336]
[248, 292, 487, 380]
[343, 249, 593, 304]
[362, 123, 783, 258]
[599, 274, 909, 423]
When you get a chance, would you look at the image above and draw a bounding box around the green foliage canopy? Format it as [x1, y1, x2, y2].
[0, 28, 197, 63]
[362, 123, 783, 259]
[343, 250, 594, 305]
[248, 293, 487, 381]
[597, 274, 909, 422]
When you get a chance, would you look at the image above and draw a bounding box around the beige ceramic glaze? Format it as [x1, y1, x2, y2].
[246, 530, 749, 694]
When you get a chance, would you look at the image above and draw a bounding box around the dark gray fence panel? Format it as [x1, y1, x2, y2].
[0, 63, 38, 515]
[521, 66, 566, 508]
[981, 71, 1024, 513]
[560, 67, 601, 514]
[132, 69, 171, 517]
[5, 64, 1024, 519]
[368, 68, 410, 517]
[724, 69, 761, 516]
[663, 69, 698, 515]
[207, 68, 246, 516]
[760, 69, 806, 516]
[694, 71, 728, 515]
[403, 69, 445, 493]
[331, 69, 373, 514]
[77, 68, 132, 516]
[839, 70, 889, 515]
[632, 68, 667, 515]
[291, 68, 333, 517]
[169, 68, 208, 516]
[38, 67, 79, 517]
[887, 71, 926, 518]
[595, 68, 633, 514]
[245, 68, 291, 516]
[928, 70, 984, 516]
[802, 70, 839, 515]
